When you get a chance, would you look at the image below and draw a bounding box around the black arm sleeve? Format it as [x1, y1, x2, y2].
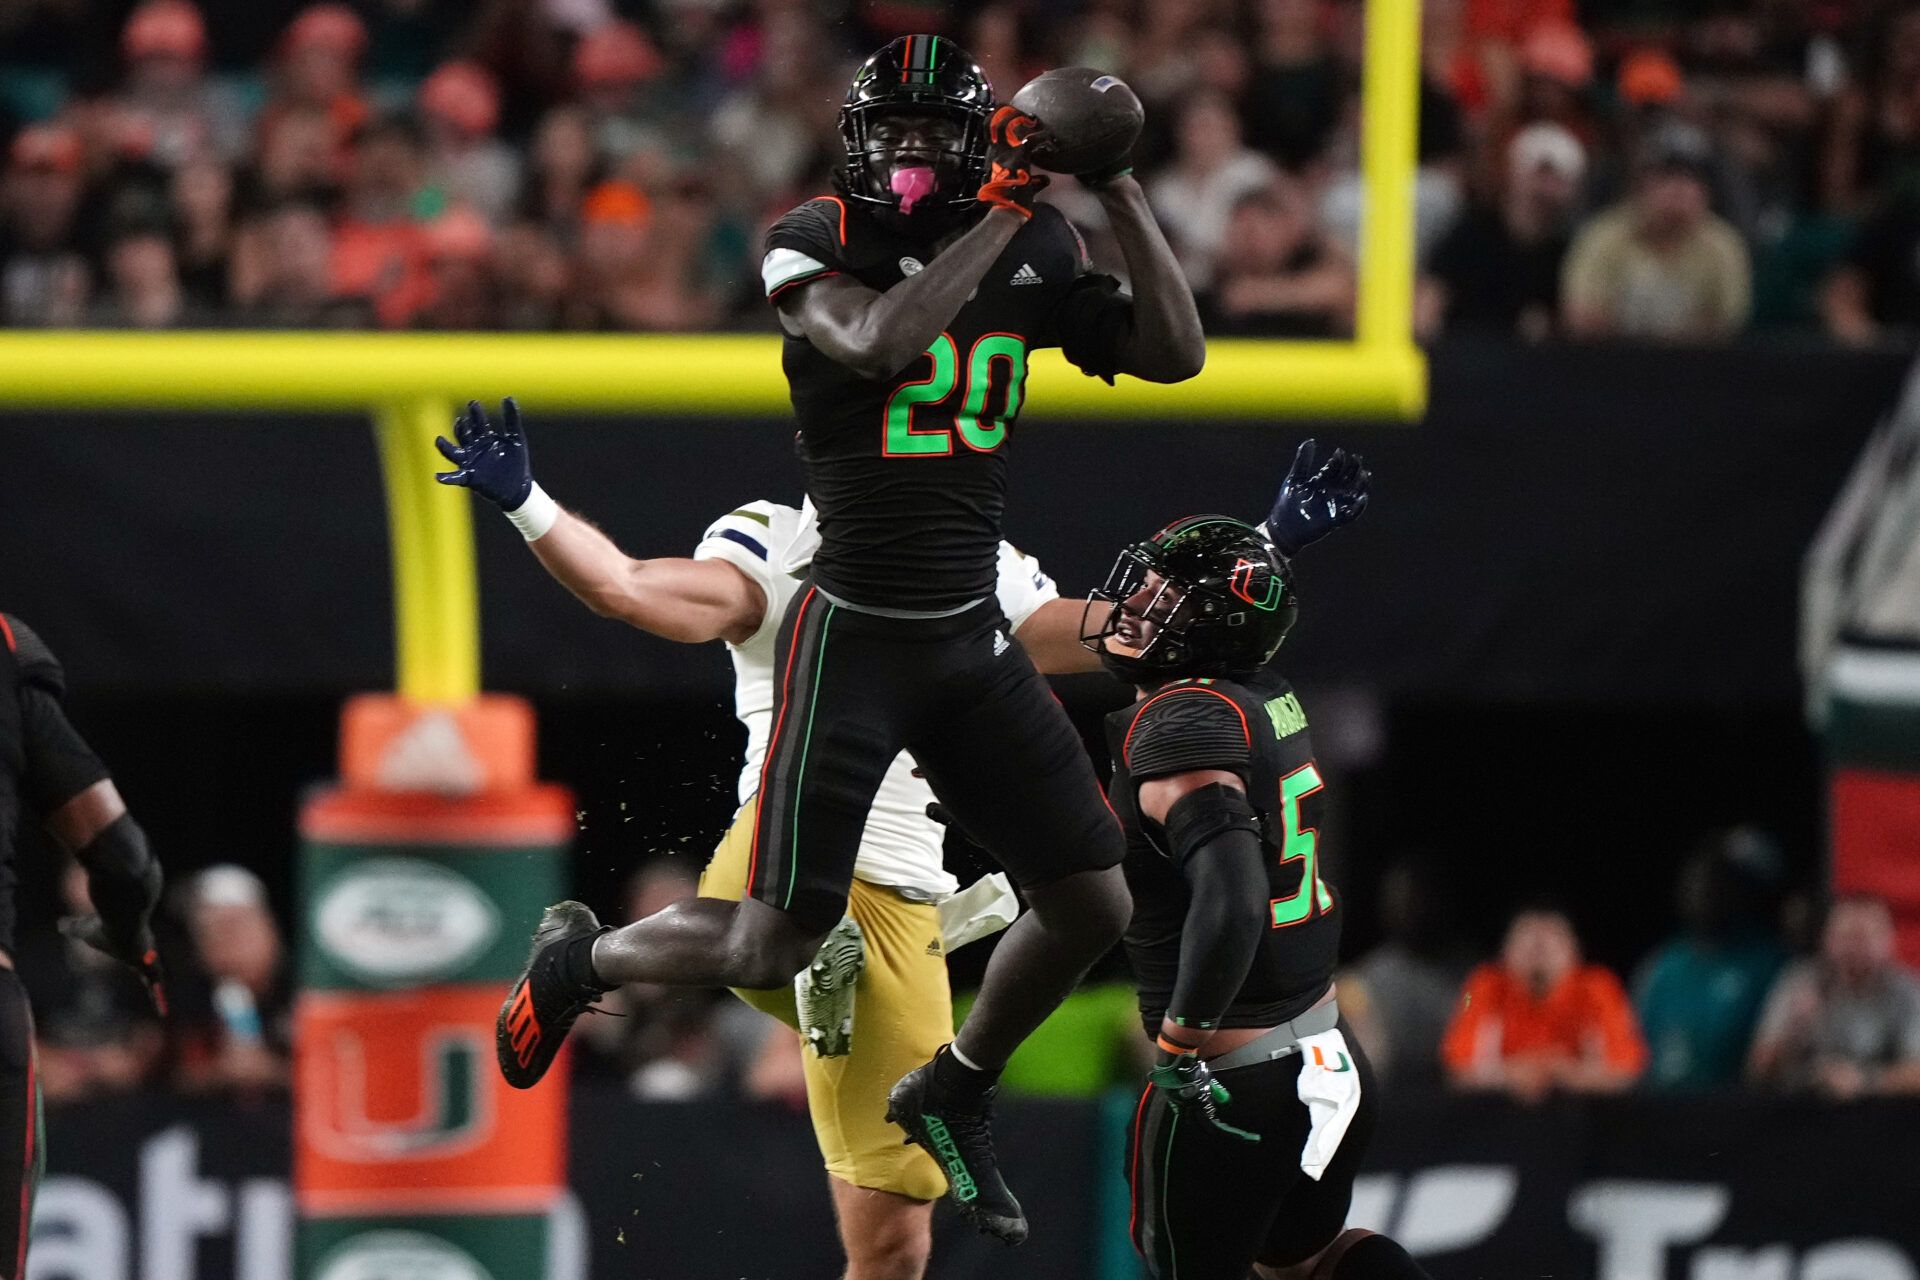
[19, 683, 109, 815]
[1162, 784, 1270, 1032]
[1123, 688, 1253, 782]
[75, 813, 163, 947]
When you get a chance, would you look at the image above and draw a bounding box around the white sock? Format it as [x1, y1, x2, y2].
[948, 1042, 989, 1074]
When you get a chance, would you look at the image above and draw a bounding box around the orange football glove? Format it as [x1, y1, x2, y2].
[979, 105, 1050, 218]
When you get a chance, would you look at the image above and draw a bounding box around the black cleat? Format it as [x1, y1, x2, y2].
[496, 900, 609, 1090]
[886, 1054, 1028, 1245]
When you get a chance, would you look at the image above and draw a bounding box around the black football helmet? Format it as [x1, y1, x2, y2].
[838, 35, 994, 218]
[1082, 516, 1298, 685]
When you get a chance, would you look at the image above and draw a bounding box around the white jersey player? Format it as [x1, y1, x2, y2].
[460, 474, 1100, 1280]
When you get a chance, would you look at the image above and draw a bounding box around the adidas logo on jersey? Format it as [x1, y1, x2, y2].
[1009, 262, 1043, 286]
[992, 629, 1010, 656]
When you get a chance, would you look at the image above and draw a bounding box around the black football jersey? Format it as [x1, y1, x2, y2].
[1105, 670, 1341, 1036]
[0, 615, 105, 953]
[764, 196, 1131, 610]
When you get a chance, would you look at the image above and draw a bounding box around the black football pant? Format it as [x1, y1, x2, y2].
[0, 971, 41, 1280]
[749, 584, 1124, 932]
[1128, 1029, 1378, 1280]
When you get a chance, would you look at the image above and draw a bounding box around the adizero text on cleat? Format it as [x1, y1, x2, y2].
[886, 1059, 1028, 1245]
[495, 900, 610, 1089]
[796, 916, 865, 1058]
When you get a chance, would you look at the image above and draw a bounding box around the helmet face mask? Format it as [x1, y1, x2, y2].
[1081, 517, 1299, 685]
[838, 36, 993, 224]
[853, 111, 972, 200]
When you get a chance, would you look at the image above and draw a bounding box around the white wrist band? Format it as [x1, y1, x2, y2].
[506, 482, 559, 541]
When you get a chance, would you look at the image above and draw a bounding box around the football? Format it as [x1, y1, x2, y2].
[1010, 67, 1145, 177]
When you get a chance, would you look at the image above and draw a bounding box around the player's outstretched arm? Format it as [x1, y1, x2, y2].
[435, 399, 765, 645]
[1013, 598, 1103, 675]
[777, 108, 1047, 380]
[779, 212, 1024, 380]
[1087, 174, 1206, 383]
[529, 518, 766, 646]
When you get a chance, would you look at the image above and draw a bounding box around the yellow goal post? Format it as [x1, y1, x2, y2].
[0, 0, 1422, 703]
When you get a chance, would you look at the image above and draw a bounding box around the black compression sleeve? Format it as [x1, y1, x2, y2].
[1124, 690, 1253, 782]
[1163, 785, 1270, 1034]
[18, 684, 108, 814]
[75, 813, 162, 946]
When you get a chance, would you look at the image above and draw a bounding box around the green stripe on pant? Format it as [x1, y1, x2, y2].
[785, 602, 837, 910]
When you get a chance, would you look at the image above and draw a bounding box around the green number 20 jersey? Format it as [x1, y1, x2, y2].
[763, 195, 1133, 611]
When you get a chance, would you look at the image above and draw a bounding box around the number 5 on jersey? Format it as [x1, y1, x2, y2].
[884, 332, 1029, 457]
[1271, 762, 1335, 928]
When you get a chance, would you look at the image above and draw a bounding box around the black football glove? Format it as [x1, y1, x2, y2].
[60, 914, 168, 1017]
[1147, 1051, 1260, 1142]
[979, 106, 1050, 219]
[1264, 439, 1371, 557]
[436, 397, 534, 511]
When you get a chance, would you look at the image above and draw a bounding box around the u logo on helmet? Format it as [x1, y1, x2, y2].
[1229, 557, 1282, 611]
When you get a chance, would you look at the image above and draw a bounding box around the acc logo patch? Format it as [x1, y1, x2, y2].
[1090, 75, 1122, 92]
[899, 256, 924, 275]
[316, 1231, 495, 1280]
[315, 858, 499, 986]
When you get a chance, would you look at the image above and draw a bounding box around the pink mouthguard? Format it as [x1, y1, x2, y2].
[891, 165, 936, 214]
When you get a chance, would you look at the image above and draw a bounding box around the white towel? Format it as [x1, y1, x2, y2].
[937, 873, 1020, 952]
[1294, 1027, 1363, 1180]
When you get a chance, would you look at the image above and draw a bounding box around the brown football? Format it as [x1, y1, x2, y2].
[1010, 67, 1144, 176]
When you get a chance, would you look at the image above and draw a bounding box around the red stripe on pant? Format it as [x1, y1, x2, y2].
[1127, 1081, 1152, 1248]
[746, 587, 817, 899]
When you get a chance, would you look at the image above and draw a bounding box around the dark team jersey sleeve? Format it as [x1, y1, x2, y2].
[1122, 687, 1254, 782]
[4, 613, 66, 699]
[20, 686, 109, 815]
[3, 617, 108, 813]
[762, 197, 850, 302]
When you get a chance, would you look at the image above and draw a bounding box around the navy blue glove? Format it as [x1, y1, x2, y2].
[1264, 439, 1370, 556]
[436, 398, 533, 510]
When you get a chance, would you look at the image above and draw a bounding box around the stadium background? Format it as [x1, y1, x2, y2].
[6, 0, 1920, 1277]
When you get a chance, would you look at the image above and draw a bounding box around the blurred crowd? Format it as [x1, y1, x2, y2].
[23, 861, 290, 1101]
[1342, 827, 1920, 1102]
[21, 822, 1920, 1106]
[596, 824, 1920, 1106]
[7, 0, 1920, 341]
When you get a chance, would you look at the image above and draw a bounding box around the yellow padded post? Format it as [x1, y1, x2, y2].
[375, 399, 477, 702]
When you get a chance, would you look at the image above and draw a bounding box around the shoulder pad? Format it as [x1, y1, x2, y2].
[700, 500, 797, 562]
[1123, 684, 1254, 778]
[3, 615, 66, 699]
[766, 196, 849, 259]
